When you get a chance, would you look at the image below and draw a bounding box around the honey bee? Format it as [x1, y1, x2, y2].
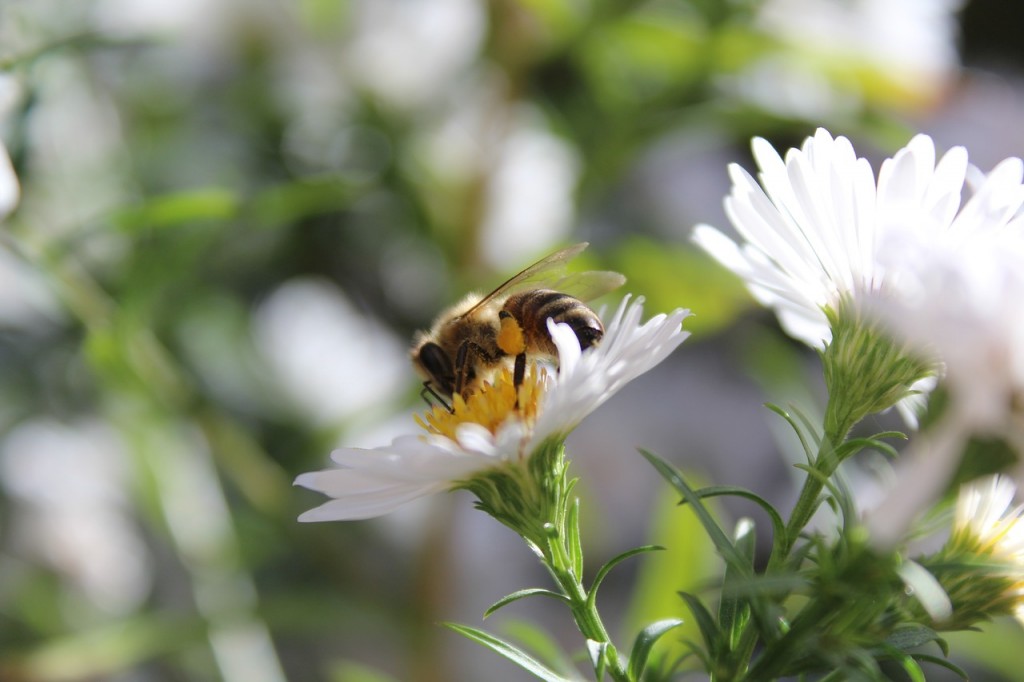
[412, 242, 625, 408]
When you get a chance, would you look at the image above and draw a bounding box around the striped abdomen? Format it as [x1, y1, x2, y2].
[501, 289, 604, 358]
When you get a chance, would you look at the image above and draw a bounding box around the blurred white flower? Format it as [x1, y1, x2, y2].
[862, 169, 1024, 547]
[939, 475, 1024, 625]
[345, 0, 484, 110]
[479, 108, 580, 270]
[92, 0, 218, 37]
[253, 278, 408, 426]
[869, 221, 1024, 436]
[296, 297, 691, 521]
[719, 56, 858, 120]
[754, 0, 962, 108]
[0, 419, 151, 615]
[0, 136, 19, 221]
[0, 136, 63, 326]
[693, 128, 970, 350]
[414, 83, 580, 270]
[953, 475, 1024, 561]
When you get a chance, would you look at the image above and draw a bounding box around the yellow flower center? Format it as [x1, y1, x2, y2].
[415, 365, 547, 440]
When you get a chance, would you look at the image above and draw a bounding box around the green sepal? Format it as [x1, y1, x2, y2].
[882, 624, 947, 655]
[821, 296, 935, 435]
[626, 618, 685, 681]
[588, 545, 665, 611]
[484, 588, 570, 618]
[444, 623, 571, 682]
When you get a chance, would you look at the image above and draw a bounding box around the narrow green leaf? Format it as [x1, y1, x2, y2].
[484, 588, 570, 618]
[911, 653, 969, 680]
[788, 403, 823, 451]
[691, 486, 785, 563]
[444, 623, 571, 682]
[247, 177, 363, 229]
[764, 403, 815, 464]
[566, 497, 584, 580]
[586, 640, 608, 680]
[627, 619, 684, 681]
[677, 592, 720, 655]
[680, 638, 714, 671]
[638, 449, 749, 575]
[878, 645, 925, 682]
[588, 545, 664, 610]
[623, 483, 719, 673]
[719, 518, 755, 651]
[899, 655, 926, 682]
[113, 188, 240, 231]
[502, 620, 578, 678]
[834, 432, 905, 461]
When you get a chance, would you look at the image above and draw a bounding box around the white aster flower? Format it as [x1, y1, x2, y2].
[869, 224, 1024, 436]
[922, 475, 1024, 627]
[693, 128, 970, 350]
[296, 296, 691, 522]
[863, 223, 1024, 548]
[952, 475, 1024, 560]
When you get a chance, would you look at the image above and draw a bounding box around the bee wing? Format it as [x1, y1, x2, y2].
[537, 269, 626, 302]
[458, 242, 600, 318]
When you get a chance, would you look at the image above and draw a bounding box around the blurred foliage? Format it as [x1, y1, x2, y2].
[0, 0, 1020, 680]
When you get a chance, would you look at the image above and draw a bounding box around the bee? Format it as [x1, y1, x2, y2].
[412, 242, 625, 408]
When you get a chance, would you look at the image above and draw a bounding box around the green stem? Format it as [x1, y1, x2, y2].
[544, 536, 629, 682]
[776, 403, 856, 563]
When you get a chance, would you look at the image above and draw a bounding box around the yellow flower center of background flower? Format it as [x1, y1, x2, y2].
[415, 365, 546, 440]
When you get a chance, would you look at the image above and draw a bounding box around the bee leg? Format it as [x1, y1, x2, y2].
[512, 352, 526, 408]
[453, 340, 489, 398]
[420, 381, 453, 413]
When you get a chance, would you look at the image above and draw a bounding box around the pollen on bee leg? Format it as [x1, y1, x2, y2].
[415, 365, 547, 440]
[497, 312, 527, 356]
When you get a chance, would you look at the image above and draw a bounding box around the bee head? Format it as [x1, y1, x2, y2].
[413, 341, 456, 397]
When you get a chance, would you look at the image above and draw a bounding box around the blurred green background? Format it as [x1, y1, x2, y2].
[1, 0, 1023, 680]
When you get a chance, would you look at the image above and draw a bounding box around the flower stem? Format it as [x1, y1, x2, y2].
[775, 404, 855, 564]
[543, 524, 630, 682]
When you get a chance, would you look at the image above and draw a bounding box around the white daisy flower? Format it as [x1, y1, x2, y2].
[928, 475, 1024, 627]
[868, 223, 1024, 436]
[952, 475, 1024, 560]
[296, 296, 691, 522]
[692, 128, 969, 350]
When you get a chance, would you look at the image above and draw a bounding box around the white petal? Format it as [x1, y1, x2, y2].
[296, 472, 444, 521]
[531, 297, 690, 446]
[548, 318, 581, 375]
[0, 142, 19, 222]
